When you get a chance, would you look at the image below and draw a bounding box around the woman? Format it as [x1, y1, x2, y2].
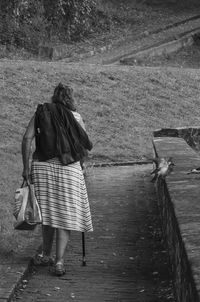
[22, 83, 93, 276]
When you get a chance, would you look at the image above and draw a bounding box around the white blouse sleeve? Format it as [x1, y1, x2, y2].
[72, 112, 86, 130]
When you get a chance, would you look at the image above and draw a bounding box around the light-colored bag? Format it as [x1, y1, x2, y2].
[14, 180, 42, 230]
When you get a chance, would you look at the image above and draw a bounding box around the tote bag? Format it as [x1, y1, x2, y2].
[14, 180, 42, 230]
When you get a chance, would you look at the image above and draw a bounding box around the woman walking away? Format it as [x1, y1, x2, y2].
[22, 83, 93, 276]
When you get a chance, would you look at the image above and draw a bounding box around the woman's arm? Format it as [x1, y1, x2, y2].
[22, 115, 35, 181]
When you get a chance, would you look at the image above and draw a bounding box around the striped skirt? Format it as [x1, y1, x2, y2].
[31, 158, 93, 232]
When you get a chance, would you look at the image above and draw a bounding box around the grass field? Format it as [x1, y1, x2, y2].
[1, 60, 200, 255]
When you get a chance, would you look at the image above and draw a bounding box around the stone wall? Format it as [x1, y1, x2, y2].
[154, 127, 200, 151]
[153, 135, 200, 302]
[155, 175, 198, 302]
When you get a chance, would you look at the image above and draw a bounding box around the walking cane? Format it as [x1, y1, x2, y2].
[82, 232, 86, 266]
[81, 165, 87, 266]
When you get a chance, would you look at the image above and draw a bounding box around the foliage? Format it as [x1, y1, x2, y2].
[0, 0, 98, 50]
[42, 0, 98, 41]
[15, 1, 48, 52]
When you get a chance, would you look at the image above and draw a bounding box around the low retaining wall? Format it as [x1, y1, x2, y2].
[38, 44, 70, 60]
[153, 133, 200, 302]
[38, 43, 112, 60]
[154, 127, 200, 151]
[120, 28, 200, 65]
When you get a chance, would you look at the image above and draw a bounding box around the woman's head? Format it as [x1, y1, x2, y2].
[52, 83, 76, 111]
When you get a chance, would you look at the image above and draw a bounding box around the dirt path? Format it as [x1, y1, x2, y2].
[12, 165, 174, 302]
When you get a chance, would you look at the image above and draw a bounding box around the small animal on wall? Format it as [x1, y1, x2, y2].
[187, 167, 200, 174]
[150, 156, 175, 183]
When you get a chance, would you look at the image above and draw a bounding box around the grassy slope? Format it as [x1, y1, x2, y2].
[1, 60, 200, 254]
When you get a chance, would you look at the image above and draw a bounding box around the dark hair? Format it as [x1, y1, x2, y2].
[52, 83, 76, 111]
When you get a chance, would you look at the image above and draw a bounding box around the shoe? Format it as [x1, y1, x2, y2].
[33, 253, 54, 266]
[55, 262, 66, 276]
[50, 262, 66, 276]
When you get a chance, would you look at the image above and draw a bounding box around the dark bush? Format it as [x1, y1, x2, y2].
[0, 0, 99, 51]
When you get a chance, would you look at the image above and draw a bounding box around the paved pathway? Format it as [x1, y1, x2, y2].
[12, 165, 174, 302]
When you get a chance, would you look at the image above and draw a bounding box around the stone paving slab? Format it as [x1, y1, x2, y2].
[9, 165, 174, 302]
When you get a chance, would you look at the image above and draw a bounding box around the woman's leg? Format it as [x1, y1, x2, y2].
[42, 225, 55, 256]
[56, 228, 70, 264]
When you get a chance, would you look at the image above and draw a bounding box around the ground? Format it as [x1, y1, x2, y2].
[12, 166, 174, 302]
